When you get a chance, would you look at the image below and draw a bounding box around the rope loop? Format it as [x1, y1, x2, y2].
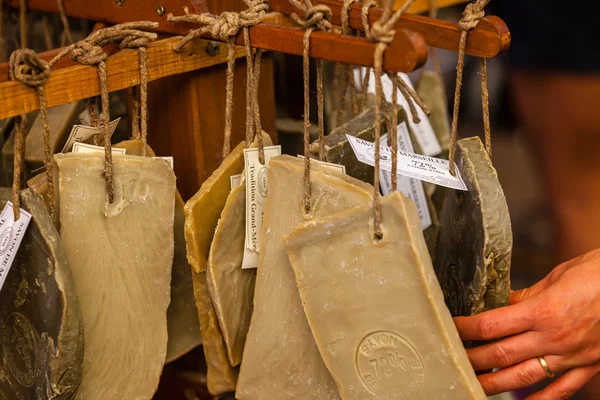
[9, 49, 50, 87]
[458, 0, 487, 32]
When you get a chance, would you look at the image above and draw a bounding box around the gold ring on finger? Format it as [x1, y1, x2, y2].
[537, 356, 556, 378]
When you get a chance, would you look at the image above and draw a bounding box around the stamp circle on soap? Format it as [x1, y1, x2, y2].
[356, 331, 424, 398]
[0, 227, 14, 255]
[2, 312, 39, 387]
[257, 166, 268, 198]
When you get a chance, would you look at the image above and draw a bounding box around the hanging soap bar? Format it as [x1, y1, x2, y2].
[434, 137, 512, 317]
[54, 153, 175, 399]
[416, 71, 451, 154]
[26, 102, 82, 172]
[285, 192, 486, 400]
[206, 182, 253, 367]
[0, 188, 83, 399]
[237, 155, 373, 400]
[184, 133, 272, 395]
[113, 139, 202, 363]
[309, 108, 382, 184]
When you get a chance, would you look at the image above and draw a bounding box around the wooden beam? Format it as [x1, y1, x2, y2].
[269, 0, 511, 58]
[400, 0, 470, 14]
[0, 36, 247, 120]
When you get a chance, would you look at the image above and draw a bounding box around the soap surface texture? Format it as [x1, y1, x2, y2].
[55, 152, 175, 399]
[285, 192, 486, 400]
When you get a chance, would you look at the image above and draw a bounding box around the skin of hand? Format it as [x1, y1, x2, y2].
[454, 248, 600, 399]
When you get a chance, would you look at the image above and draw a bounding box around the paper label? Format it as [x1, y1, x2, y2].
[72, 142, 127, 155]
[346, 134, 467, 191]
[62, 118, 121, 153]
[230, 173, 243, 190]
[158, 156, 174, 169]
[358, 68, 442, 157]
[297, 155, 346, 174]
[0, 202, 32, 293]
[380, 123, 432, 230]
[242, 145, 282, 269]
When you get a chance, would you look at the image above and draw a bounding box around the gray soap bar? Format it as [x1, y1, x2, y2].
[434, 137, 512, 316]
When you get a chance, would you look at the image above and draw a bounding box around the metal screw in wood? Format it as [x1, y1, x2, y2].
[206, 41, 221, 56]
[156, 6, 166, 16]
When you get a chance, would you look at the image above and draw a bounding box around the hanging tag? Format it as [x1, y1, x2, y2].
[0, 202, 32, 293]
[230, 173, 243, 190]
[296, 155, 347, 174]
[62, 118, 121, 153]
[380, 123, 432, 230]
[72, 142, 127, 155]
[242, 145, 282, 269]
[346, 134, 468, 191]
[158, 156, 174, 169]
[358, 68, 442, 157]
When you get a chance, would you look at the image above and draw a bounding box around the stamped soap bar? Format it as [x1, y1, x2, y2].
[285, 192, 486, 400]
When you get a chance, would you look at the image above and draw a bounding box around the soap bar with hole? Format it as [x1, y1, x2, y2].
[237, 155, 373, 400]
[184, 133, 272, 395]
[0, 188, 83, 400]
[206, 181, 253, 367]
[434, 137, 512, 316]
[285, 192, 486, 400]
[54, 152, 175, 400]
[114, 139, 203, 363]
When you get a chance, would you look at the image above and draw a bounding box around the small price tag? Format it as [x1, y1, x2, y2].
[0, 202, 32, 293]
[296, 155, 346, 174]
[230, 173, 243, 190]
[62, 118, 121, 153]
[346, 134, 467, 191]
[357, 68, 442, 157]
[380, 123, 432, 230]
[242, 145, 282, 269]
[72, 142, 127, 155]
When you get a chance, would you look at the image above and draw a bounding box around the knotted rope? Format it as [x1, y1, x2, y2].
[334, 0, 359, 127]
[369, 0, 414, 239]
[8, 49, 52, 220]
[288, 0, 332, 215]
[50, 22, 159, 203]
[168, 1, 268, 159]
[449, 0, 491, 175]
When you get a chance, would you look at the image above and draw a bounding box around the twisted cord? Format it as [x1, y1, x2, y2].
[449, 0, 491, 175]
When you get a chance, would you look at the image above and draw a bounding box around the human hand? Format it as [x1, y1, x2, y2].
[454, 249, 600, 399]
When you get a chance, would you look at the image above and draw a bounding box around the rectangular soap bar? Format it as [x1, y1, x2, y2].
[237, 155, 373, 400]
[113, 139, 202, 363]
[54, 153, 175, 400]
[207, 182, 253, 367]
[285, 191, 486, 400]
[0, 188, 83, 400]
[415, 71, 451, 154]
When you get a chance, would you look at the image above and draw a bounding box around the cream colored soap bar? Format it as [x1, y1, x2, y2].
[285, 192, 486, 400]
[207, 182, 253, 367]
[184, 133, 272, 395]
[416, 71, 451, 154]
[434, 137, 512, 316]
[114, 140, 202, 362]
[54, 153, 175, 400]
[237, 155, 373, 400]
[0, 188, 83, 400]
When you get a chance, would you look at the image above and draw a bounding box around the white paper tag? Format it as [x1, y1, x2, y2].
[296, 155, 346, 174]
[380, 123, 432, 230]
[242, 145, 282, 269]
[72, 142, 127, 155]
[346, 134, 467, 191]
[158, 156, 174, 169]
[62, 118, 121, 153]
[230, 173, 243, 190]
[358, 68, 442, 157]
[0, 202, 32, 293]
